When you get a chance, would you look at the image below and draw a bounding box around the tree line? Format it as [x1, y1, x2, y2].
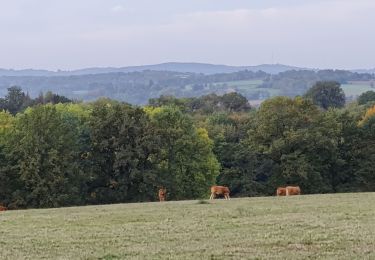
[1, 82, 375, 209]
[1, 68, 374, 104]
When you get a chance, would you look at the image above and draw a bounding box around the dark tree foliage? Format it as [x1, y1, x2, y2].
[353, 107, 375, 191]
[0, 145, 16, 205]
[1, 92, 375, 209]
[205, 112, 270, 196]
[215, 142, 266, 197]
[148, 106, 219, 200]
[0, 87, 73, 115]
[149, 92, 252, 114]
[247, 97, 346, 193]
[87, 100, 160, 203]
[5, 105, 84, 208]
[357, 91, 375, 105]
[33, 91, 73, 105]
[304, 81, 346, 109]
[221, 92, 251, 112]
[0, 86, 31, 115]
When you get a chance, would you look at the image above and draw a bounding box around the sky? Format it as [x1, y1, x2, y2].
[0, 0, 374, 70]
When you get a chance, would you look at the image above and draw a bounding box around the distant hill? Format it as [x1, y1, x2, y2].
[0, 63, 304, 76]
[352, 68, 375, 74]
[0, 68, 56, 77]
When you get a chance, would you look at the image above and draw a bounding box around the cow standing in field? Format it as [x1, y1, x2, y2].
[276, 187, 286, 196]
[210, 186, 230, 200]
[0, 205, 7, 212]
[158, 188, 167, 202]
[285, 186, 301, 196]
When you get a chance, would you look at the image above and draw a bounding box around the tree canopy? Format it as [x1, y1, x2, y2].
[304, 81, 346, 109]
[1, 89, 375, 209]
[357, 91, 375, 105]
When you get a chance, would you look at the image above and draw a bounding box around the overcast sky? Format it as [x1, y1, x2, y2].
[1, 0, 374, 70]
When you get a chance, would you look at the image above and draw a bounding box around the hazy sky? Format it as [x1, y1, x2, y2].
[1, 0, 374, 70]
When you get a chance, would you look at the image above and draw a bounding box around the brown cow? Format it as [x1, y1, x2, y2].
[210, 186, 230, 200]
[0, 205, 7, 212]
[276, 187, 286, 196]
[285, 186, 301, 196]
[158, 188, 167, 202]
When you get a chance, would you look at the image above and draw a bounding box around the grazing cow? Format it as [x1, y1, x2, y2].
[210, 186, 230, 200]
[158, 188, 167, 202]
[0, 205, 7, 212]
[276, 187, 286, 196]
[285, 186, 301, 196]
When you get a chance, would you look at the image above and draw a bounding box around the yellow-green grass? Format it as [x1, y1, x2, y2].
[1, 193, 375, 259]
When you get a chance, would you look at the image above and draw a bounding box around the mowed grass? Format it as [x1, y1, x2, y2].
[1, 193, 375, 259]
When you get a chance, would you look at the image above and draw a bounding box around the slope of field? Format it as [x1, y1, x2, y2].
[0, 193, 374, 259]
[342, 83, 374, 97]
[209, 80, 280, 100]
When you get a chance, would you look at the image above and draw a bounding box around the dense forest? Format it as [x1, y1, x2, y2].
[1, 82, 375, 209]
[0, 69, 373, 104]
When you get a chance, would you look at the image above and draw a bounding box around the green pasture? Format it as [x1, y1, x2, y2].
[210, 80, 281, 98]
[341, 84, 374, 97]
[1, 193, 374, 259]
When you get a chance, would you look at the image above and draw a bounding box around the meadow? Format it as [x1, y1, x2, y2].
[209, 80, 281, 100]
[1, 193, 374, 259]
[341, 83, 374, 97]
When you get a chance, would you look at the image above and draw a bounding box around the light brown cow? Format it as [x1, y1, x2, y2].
[285, 186, 301, 196]
[158, 188, 167, 202]
[210, 186, 230, 200]
[276, 187, 286, 196]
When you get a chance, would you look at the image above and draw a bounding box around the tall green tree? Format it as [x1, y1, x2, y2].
[357, 91, 375, 105]
[220, 92, 251, 112]
[352, 106, 375, 191]
[247, 97, 343, 193]
[87, 101, 159, 203]
[0, 111, 16, 206]
[147, 106, 220, 199]
[0, 86, 31, 115]
[204, 112, 268, 196]
[6, 105, 84, 208]
[304, 81, 346, 109]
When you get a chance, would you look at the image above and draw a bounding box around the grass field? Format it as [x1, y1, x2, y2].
[341, 84, 374, 97]
[210, 80, 281, 99]
[1, 193, 375, 259]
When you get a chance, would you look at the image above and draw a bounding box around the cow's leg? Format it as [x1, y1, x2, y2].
[210, 193, 214, 200]
[227, 194, 230, 200]
[286, 188, 289, 196]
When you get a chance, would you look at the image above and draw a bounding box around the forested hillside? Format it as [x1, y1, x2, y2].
[1, 83, 375, 209]
[0, 62, 302, 77]
[0, 69, 373, 105]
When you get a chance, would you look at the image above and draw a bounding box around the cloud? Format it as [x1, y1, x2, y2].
[111, 5, 125, 12]
[1, 0, 375, 69]
[110, 5, 134, 14]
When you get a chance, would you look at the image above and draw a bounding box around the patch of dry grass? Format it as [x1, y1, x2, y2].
[0, 193, 374, 259]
